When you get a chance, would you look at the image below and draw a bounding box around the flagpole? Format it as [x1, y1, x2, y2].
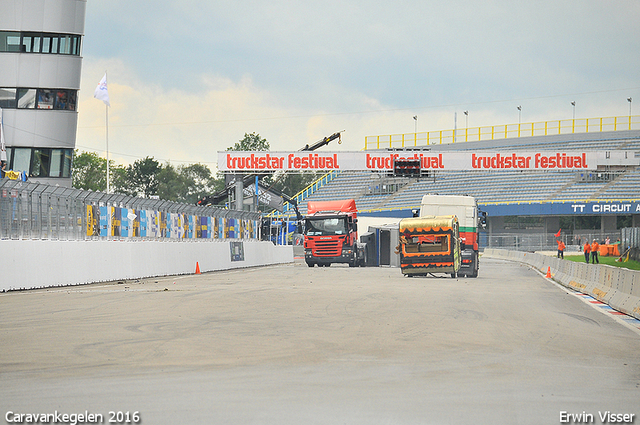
[105, 70, 110, 193]
[94, 71, 111, 193]
[106, 101, 109, 193]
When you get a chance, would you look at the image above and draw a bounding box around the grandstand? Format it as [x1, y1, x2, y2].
[294, 130, 640, 214]
[284, 129, 640, 246]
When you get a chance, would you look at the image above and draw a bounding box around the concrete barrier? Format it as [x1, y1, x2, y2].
[483, 249, 640, 320]
[0, 239, 293, 291]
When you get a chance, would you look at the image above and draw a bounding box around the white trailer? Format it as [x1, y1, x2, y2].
[419, 194, 484, 277]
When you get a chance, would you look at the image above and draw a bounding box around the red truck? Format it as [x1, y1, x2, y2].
[304, 199, 366, 267]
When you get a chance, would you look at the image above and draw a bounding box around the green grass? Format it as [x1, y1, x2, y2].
[563, 254, 640, 271]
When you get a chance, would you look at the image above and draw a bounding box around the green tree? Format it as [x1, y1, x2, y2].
[72, 150, 105, 191]
[226, 132, 270, 151]
[72, 150, 125, 192]
[110, 156, 162, 197]
[156, 163, 221, 203]
[72, 150, 223, 203]
[156, 163, 185, 202]
[110, 165, 129, 194]
[127, 156, 161, 198]
[179, 163, 223, 203]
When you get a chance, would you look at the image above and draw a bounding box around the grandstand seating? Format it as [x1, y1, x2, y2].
[599, 169, 640, 199]
[294, 132, 640, 215]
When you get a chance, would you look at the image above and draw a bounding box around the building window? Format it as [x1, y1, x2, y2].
[0, 31, 81, 55]
[32, 149, 51, 177]
[37, 90, 54, 109]
[17, 89, 36, 108]
[59, 35, 71, 54]
[0, 88, 76, 111]
[0, 88, 17, 108]
[42, 34, 51, 53]
[5, 148, 73, 178]
[50, 150, 63, 177]
[12, 148, 31, 174]
[55, 90, 74, 110]
[22, 35, 33, 52]
[62, 150, 72, 178]
[0, 32, 21, 52]
[49, 149, 73, 178]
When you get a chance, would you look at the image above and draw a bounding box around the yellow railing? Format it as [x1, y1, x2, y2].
[267, 170, 338, 217]
[364, 115, 639, 150]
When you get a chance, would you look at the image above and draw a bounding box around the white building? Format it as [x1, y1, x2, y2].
[0, 0, 86, 187]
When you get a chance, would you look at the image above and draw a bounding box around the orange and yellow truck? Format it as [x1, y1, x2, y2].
[398, 215, 461, 278]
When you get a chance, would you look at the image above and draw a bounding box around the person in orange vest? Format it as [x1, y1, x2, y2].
[583, 241, 591, 263]
[591, 239, 600, 264]
[557, 240, 565, 259]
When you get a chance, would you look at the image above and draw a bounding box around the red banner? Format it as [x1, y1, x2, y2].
[218, 150, 636, 172]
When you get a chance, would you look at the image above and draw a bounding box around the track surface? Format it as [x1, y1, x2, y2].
[1, 257, 639, 424]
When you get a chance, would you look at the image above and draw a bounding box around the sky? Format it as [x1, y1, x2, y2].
[76, 0, 640, 170]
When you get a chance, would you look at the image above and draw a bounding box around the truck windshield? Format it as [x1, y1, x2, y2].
[305, 217, 348, 236]
[403, 234, 450, 253]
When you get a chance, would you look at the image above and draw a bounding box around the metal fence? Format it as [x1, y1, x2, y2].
[621, 227, 640, 251]
[483, 230, 640, 254]
[482, 233, 566, 253]
[0, 179, 261, 241]
[482, 232, 623, 253]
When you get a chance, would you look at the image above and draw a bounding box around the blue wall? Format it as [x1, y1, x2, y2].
[359, 200, 640, 218]
[480, 200, 640, 217]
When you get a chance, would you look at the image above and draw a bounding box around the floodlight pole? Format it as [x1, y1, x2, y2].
[464, 111, 468, 142]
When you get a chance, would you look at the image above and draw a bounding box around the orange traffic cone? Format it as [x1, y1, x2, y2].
[546, 267, 551, 278]
[195, 262, 201, 274]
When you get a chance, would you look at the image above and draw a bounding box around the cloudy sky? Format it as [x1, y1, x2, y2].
[76, 0, 640, 169]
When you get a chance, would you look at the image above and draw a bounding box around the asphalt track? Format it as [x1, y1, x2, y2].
[1, 257, 639, 425]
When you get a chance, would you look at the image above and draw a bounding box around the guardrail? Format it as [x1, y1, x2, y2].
[483, 248, 640, 320]
[0, 179, 261, 241]
[365, 115, 639, 150]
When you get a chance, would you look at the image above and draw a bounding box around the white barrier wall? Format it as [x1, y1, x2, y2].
[0, 240, 293, 291]
[483, 249, 640, 320]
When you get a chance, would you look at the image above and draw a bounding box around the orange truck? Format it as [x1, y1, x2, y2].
[304, 199, 366, 267]
[398, 215, 461, 278]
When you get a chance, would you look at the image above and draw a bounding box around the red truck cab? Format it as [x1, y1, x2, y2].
[304, 199, 362, 267]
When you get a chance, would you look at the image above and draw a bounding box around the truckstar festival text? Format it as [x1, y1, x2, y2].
[218, 151, 635, 172]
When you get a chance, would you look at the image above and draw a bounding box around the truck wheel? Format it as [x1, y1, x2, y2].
[307, 262, 314, 267]
[451, 272, 457, 278]
[470, 254, 479, 278]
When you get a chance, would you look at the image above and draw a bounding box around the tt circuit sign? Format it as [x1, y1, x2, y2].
[219, 150, 636, 172]
[570, 202, 640, 214]
[482, 201, 640, 217]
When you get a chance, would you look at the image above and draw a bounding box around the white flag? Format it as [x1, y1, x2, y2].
[94, 73, 110, 106]
[0, 107, 7, 162]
